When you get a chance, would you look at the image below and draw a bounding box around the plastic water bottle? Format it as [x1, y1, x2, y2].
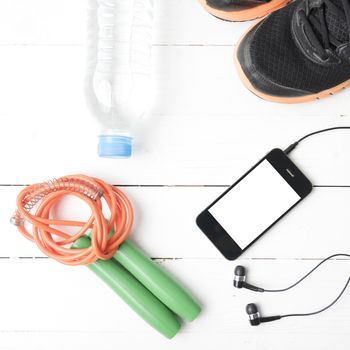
[85, 0, 154, 158]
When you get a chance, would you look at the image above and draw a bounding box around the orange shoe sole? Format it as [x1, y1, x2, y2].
[198, 0, 290, 21]
[234, 21, 350, 103]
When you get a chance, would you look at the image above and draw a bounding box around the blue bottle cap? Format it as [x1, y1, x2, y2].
[98, 134, 132, 158]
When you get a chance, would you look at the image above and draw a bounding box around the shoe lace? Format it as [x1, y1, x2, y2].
[301, 0, 350, 59]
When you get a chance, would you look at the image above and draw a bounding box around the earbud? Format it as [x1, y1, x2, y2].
[246, 303, 261, 326]
[246, 303, 281, 326]
[233, 266, 265, 292]
[233, 265, 246, 288]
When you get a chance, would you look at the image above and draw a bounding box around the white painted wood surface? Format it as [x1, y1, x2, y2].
[1, 1, 349, 349]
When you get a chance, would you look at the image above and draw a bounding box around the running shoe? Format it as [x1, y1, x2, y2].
[235, 0, 350, 103]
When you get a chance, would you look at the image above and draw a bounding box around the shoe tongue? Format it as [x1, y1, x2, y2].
[311, 0, 349, 46]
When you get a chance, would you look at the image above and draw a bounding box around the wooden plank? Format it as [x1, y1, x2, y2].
[0, 258, 349, 349]
[0, 45, 349, 185]
[0, 0, 250, 46]
[0, 332, 348, 350]
[4, 186, 350, 258]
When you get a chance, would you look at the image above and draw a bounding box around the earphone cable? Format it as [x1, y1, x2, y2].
[284, 126, 350, 154]
[263, 253, 350, 293]
[281, 276, 350, 318]
[249, 126, 350, 321]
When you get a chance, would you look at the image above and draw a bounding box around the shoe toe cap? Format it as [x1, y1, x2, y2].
[236, 20, 311, 98]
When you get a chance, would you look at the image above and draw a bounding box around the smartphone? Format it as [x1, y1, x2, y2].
[196, 148, 313, 260]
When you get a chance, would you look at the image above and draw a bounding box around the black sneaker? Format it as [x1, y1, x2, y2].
[235, 0, 350, 103]
[198, 0, 290, 22]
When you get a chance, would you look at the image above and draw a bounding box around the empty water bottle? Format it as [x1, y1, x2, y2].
[85, 0, 154, 158]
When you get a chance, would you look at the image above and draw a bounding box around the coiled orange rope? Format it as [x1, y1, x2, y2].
[12, 175, 134, 265]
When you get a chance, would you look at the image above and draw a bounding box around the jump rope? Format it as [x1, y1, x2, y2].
[233, 126, 350, 325]
[11, 175, 201, 339]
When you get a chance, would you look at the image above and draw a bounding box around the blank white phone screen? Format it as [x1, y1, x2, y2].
[208, 159, 301, 250]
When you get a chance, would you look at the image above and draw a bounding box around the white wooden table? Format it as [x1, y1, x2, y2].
[1, 1, 350, 349]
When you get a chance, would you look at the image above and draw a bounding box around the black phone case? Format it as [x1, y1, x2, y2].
[196, 148, 313, 260]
